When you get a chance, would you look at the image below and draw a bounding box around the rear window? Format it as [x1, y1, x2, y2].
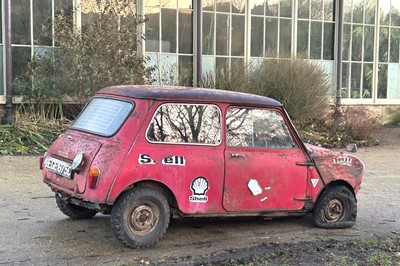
[71, 98, 134, 136]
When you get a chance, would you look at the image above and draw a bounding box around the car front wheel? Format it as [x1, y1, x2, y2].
[111, 187, 170, 248]
[313, 186, 357, 228]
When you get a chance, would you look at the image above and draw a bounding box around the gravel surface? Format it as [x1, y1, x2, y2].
[0, 128, 399, 265]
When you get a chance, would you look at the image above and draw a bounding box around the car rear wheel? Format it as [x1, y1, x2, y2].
[55, 194, 97, 219]
[111, 187, 170, 248]
[313, 186, 357, 228]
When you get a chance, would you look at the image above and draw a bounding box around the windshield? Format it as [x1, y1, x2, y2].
[71, 97, 134, 136]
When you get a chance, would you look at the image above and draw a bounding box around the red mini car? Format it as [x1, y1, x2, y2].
[41, 85, 365, 248]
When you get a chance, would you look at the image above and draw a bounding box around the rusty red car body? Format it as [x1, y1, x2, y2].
[41, 85, 365, 248]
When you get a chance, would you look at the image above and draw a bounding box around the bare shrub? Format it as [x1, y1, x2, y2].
[249, 59, 331, 126]
[343, 106, 379, 141]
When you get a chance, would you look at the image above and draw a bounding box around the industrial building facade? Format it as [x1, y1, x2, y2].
[1, 0, 400, 109]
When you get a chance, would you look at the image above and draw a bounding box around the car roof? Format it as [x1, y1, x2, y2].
[98, 85, 282, 107]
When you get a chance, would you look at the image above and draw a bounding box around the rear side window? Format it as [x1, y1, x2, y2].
[71, 98, 133, 136]
[146, 104, 222, 145]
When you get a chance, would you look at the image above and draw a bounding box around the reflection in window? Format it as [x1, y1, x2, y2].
[310, 21, 322, 59]
[161, 9, 177, 53]
[145, 8, 160, 52]
[11, 0, 31, 45]
[265, 18, 278, 56]
[178, 9, 193, 54]
[203, 12, 214, 55]
[378, 64, 388, 98]
[251, 17, 264, 57]
[33, 0, 52, 46]
[232, 15, 245, 56]
[279, 19, 291, 57]
[147, 104, 222, 145]
[12, 47, 31, 91]
[226, 108, 295, 149]
[216, 14, 229, 55]
[297, 20, 309, 58]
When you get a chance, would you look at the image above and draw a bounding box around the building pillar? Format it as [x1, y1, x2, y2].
[3, 0, 13, 124]
[194, 0, 202, 87]
[335, 0, 344, 106]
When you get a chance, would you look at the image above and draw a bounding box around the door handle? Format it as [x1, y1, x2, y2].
[231, 153, 247, 158]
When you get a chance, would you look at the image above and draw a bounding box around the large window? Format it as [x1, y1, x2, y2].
[342, 0, 375, 99]
[9, 0, 73, 91]
[145, 0, 194, 86]
[202, 0, 245, 76]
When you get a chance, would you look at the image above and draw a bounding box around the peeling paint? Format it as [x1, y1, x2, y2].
[260, 197, 268, 202]
[248, 179, 262, 195]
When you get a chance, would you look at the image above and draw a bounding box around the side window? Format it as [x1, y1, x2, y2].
[226, 108, 296, 149]
[146, 104, 222, 145]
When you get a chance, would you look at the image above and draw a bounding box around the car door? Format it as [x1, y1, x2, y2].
[223, 107, 309, 212]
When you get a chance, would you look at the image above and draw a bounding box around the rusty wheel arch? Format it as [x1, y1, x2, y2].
[123, 180, 179, 210]
[314, 180, 356, 209]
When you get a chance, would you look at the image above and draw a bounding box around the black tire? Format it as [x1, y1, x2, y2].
[55, 194, 97, 219]
[313, 186, 357, 228]
[111, 187, 170, 248]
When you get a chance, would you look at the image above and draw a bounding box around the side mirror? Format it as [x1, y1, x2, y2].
[345, 144, 357, 153]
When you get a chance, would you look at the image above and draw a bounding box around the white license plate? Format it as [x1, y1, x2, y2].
[44, 157, 72, 179]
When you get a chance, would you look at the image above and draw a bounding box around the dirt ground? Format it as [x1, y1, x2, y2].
[0, 128, 399, 265]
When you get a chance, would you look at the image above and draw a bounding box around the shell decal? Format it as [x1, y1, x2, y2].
[189, 177, 209, 203]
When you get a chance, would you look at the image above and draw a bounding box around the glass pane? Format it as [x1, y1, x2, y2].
[352, 0, 364, 24]
[232, 0, 246, 13]
[280, 0, 292, 18]
[202, 56, 215, 77]
[350, 63, 362, 98]
[160, 54, 177, 84]
[265, 18, 278, 57]
[147, 104, 222, 145]
[55, 0, 73, 28]
[379, 27, 389, 62]
[362, 63, 373, 98]
[364, 0, 375, 25]
[388, 64, 400, 99]
[344, 0, 351, 23]
[203, 12, 214, 55]
[343, 23, 351, 61]
[324, 0, 335, 21]
[390, 28, 400, 63]
[391, 1, 400, 26]
[266, 0, 278, 16]
[216, 14, 229, 55]
[310, 21, 322, 59]
[12, 47, 31, 88]
[146, 8, 160, 52]
[72, 98, 133, 137]
[231, 15, 245, 56]
[216, 0, 230, 12]
[351, 25, 363, 61]
[178, 10, 193, 54]
[298, 0, 310, 19]
[178, 0, 192, 9]
[33, 0, 52, 46]
[178, 55, 193, 86]
[251, 17, 264, 57]
[311, 0, 323, 20]
[323, 23, 334, 60]
[203, 0, 215, 11]
[161, 0, 177, 8]
[297, 20, 309, 58]
[250, 0, 265, 15]
[279, 19, 291, 57]
[378, 64, 388, 98]
[341, 62, 350, 98]
[11, 0, 31, 44]
[380, 0, 390, 25]
[216, 57, 228, 74]
[161, 9, 176, 53]
[363, 26, 374, 62]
